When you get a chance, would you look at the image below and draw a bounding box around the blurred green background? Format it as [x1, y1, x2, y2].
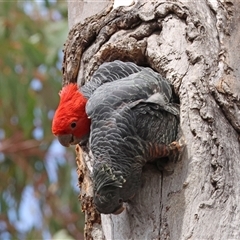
[0, 1, 84, 239]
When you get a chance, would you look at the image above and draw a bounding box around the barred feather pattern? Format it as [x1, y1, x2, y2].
[86, 62, 180, 214]
[81, 61, 143, 99]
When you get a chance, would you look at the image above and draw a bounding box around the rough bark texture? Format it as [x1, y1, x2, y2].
[65, 0, 240, 239]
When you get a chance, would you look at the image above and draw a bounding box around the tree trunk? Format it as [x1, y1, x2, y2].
[65, 0, 240, 239]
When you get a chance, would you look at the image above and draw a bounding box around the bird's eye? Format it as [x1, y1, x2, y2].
[70, 122, 77, 128]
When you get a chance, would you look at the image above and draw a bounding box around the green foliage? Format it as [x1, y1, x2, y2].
[0, 1, 84, 239]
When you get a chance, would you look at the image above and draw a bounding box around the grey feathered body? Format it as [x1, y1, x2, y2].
[81, 61, 143, 99]
[84, 61, 179, 214]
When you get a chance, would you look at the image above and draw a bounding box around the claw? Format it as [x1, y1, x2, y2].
[168, 136, 186, 156]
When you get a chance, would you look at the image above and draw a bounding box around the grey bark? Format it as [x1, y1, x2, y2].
[67, 0, 110, 28]
[66, 0, 240, 239]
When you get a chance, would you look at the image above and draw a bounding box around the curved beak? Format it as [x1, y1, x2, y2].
[57, 134, 81, 147]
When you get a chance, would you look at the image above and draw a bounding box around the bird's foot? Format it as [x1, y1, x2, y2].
[156, 137, 185, 174]
[168, 136, 186, 155]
